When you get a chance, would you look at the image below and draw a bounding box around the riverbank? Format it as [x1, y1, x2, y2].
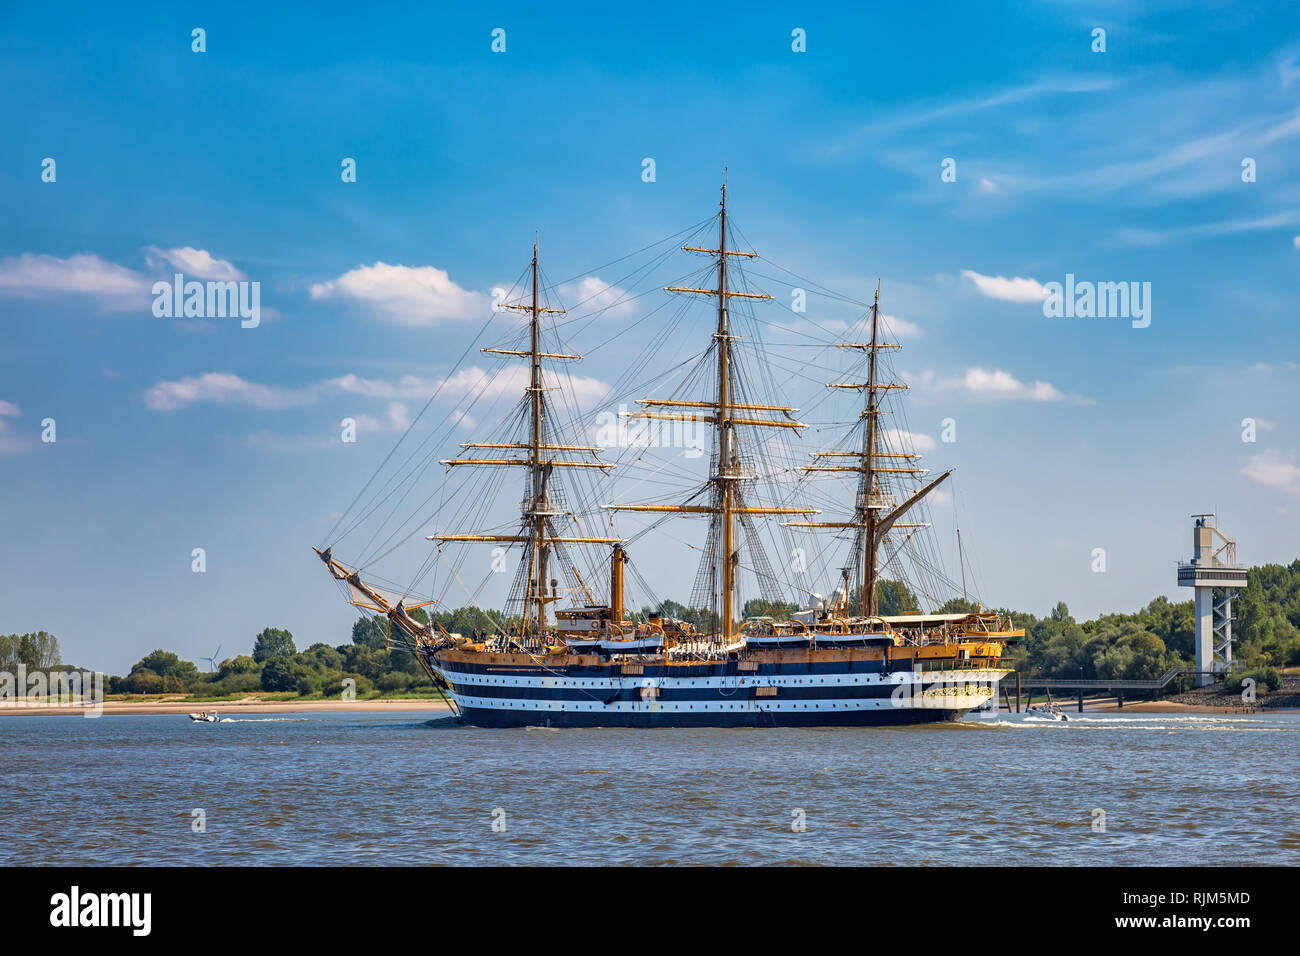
[0, 696, 454, 717]
[1002, 696, 1296, 715]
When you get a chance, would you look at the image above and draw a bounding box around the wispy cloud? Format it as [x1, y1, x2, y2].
[1247, 361, 1298, 374]
[0, 253, 151, 309]
[918, 367, 1091, 405]
[143, 372, 316, 412]
[558, 276, 638, 318]
[0, 247, 253, 312]
[853, 53, 1300, 213]
[355, 401, 413, 433]
[1242, 449, 1300, 493]
[0, 400, 28, 454]
[827, 76, 1117, 154]
[310, 262, 488, 325]
[1118, 211, 1300, 247]
[144, 365, 612, 413]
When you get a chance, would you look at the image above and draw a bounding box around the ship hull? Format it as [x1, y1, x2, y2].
[424, 650, 1005, 729]
[454, 705, 973, 729]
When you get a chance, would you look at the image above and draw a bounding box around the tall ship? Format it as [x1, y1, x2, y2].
[315, 183, 1023, 727]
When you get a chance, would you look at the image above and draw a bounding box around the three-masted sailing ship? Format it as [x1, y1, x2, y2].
[315, 183, 1023, 727]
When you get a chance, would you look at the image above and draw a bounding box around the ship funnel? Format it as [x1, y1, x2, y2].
[610, 544, 625, 623]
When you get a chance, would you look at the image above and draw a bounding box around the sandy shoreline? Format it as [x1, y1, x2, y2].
[0, 697, 454, 717]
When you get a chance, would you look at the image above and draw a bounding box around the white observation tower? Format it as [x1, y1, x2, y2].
[1176, 514, 1247, 686]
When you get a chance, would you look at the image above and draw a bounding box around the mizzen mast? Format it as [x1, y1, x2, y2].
[788, 283, 950, 618]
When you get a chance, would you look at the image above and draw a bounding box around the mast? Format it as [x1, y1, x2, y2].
[862, 285, 879, 617]
[788, 283, 951, 620]
[429, 240, 621, 638]
[605, 178, 818, 642]
[528, 242, 548, 635]
[716, 182, 737, 639]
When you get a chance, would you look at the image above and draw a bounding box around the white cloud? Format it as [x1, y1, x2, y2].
[1293, 235, 1300, 250]
[145, 246, 245, 281]
[0, 253, 150, 309]
[441, 364, 611, 406]
[881, 427, 936, 452]
[0, 400, 19, 417]
[880, 312, 922, 338]
[355, 401, 413, 433]
[1242, 450, 1300, 493]
[977, 178, 1000, 195]
[917, 367, 1088, 404]
[143, 373, 315, 412]
[961, 269, 1049, 303]
[558, 276, 638, 318]
[145, 365, 612, 413]
[326, 366, 610, 406]
[310, 262, 487, 325]
[327, 373, 439, 401]
[964, 367, 1063, 401]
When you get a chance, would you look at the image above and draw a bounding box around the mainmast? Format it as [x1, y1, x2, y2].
[715, 184, 738, 639]
[527, 243, 548, 634]
[430, 240, 620, 638]
[789, 283, 951, 619]
[862, 286, 880, 616]
[605, 179, 817, 640]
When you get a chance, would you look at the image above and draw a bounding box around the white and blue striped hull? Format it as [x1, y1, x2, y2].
[425, 654, 1004, 728]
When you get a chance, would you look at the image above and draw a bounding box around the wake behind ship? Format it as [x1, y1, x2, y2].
[314, 182, 1023, 728]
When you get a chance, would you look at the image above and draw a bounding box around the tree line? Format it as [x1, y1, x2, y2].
[110, 618, 436, 698]
[11, 559, 1297, 699]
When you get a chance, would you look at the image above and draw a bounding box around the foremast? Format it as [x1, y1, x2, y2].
[605, 181, 817, 640]
[788, 284, 951, 618]
[429, 241, 620, 638]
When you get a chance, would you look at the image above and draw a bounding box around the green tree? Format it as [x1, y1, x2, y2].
[351, 616, 389, 650]
[131, 649, 200, 681]
[217, 654, 259, 678]
[260, 657, 304, 692]
[252, 627, 296, 662]
[295, 673, 322, 696]
[742, 599, 798, 619]
[1, 631, 62, 670]
[300, 643, 343, 671]
[876, 579, 920, 616]
[124, 670, 164, 694]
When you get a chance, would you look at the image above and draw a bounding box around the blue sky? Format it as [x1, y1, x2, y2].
[2, 2, 1298, 672]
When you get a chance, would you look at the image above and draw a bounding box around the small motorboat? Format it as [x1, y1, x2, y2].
[188, 711, 219, 723]
[1024, 704, 1068, 722]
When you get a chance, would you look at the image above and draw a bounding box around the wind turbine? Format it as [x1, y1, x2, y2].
[201, 645, 223, 673]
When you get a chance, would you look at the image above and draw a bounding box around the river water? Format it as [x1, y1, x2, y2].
[3, 710, 1297, 865]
